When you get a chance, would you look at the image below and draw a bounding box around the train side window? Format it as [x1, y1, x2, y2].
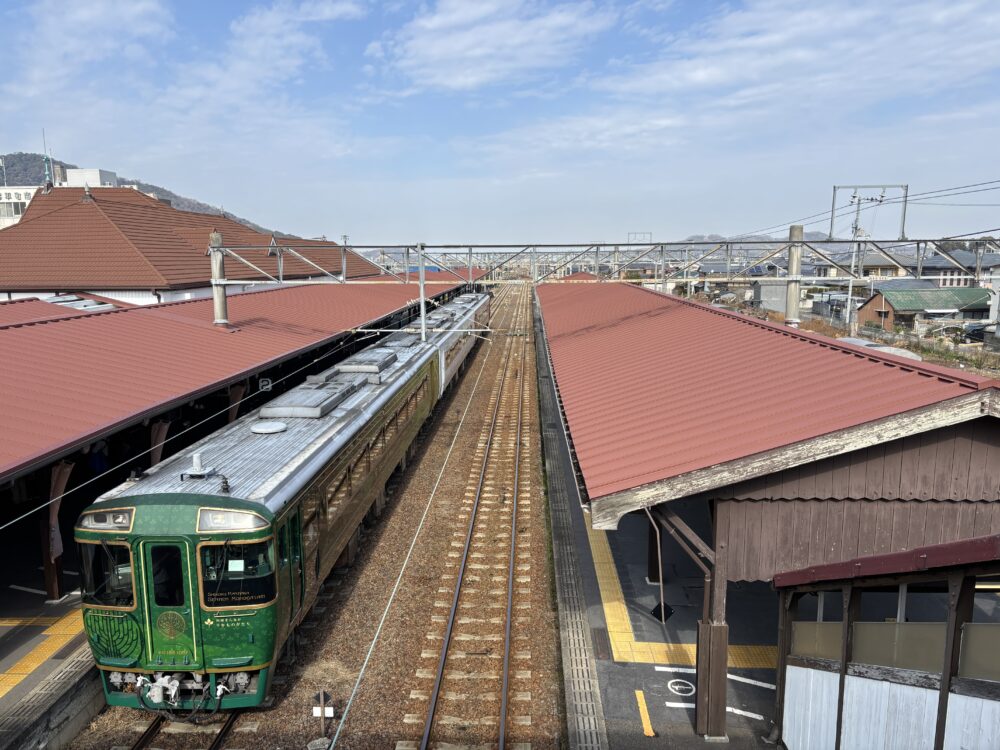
[278, 526, 288, 566]
[150, 545, 185, 607]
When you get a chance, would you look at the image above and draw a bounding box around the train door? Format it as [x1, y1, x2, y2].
[279, 513, 304, 626]
[141, 540, 199, 668]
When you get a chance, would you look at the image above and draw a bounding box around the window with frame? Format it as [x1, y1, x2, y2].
[200, 540, 276, 608]
[80, 542, 134, 607]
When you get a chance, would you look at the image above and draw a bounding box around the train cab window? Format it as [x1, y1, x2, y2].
[200, 541, 276, 608]
[80, 543, 134, 608]
[150, 545, 185, 607]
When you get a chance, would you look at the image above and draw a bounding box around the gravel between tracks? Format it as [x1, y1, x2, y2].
[73, 284, 562, 749]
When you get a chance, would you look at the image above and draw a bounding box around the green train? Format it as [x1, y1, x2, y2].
[74, 293, 490, 713]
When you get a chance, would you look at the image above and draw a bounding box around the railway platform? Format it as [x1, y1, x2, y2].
[534, 300, 779, 748]
[0, 579, 99, 750]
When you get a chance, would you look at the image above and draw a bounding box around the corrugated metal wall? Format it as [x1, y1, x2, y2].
[943, 692, 1000, 748]
[783, 665, 838, 750]
[840, 676, 937, 750]
[701, 418, 1000, 503]
[723, 498, 1000, 581]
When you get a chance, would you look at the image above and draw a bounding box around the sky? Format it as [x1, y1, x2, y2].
[2, 0, 999, 243]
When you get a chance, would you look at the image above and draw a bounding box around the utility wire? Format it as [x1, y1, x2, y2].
[727, 179, 1000, 240]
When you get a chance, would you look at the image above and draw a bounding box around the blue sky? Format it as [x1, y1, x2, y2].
[2, 0, 999, 242]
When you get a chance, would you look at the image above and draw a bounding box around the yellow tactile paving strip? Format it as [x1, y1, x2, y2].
[0, 616, 59, 627]
[585, 522, 776, 668]
[0, 610, 84, 699]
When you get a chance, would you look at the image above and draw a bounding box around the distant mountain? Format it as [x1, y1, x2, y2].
[1, 152, 286, 235]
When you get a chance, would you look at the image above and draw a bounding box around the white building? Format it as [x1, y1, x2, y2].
[59, 168, 119, 188]
[0, 186, 39, 229]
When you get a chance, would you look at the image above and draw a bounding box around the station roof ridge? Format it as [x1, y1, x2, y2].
[536, 282, 1000, 522]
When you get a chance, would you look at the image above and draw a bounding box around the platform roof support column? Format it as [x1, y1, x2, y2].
[418, 243, 427, 342]
[697, 499, 730, 739]
[150, 420, 171, 466]
[209, 230, 228, 326]
[43, 460, 73, 601]
[228, 382, 246, 423]
[934, 573, 975, 749]
[785, 224, 803, 327]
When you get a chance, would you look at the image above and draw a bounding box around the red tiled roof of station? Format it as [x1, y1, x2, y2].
[0, 298, 87, 326]
[536, 283, 999, 501]
[0, 188, 381, 290]
[557, 271, 599, 282]
[0, 282, 456, 481]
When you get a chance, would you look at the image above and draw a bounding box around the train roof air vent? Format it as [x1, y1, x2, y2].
[259, 374, 366, 419]
[251, 420, 287, 434]
[337, 348, 397, 374]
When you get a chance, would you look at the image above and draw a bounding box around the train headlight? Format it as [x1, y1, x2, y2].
[79, 509, 133, 531]
[197, 509, 268, 532]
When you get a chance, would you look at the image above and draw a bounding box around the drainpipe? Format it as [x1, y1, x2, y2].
[785, 224, 803, 327]
[209, 230, 229, 326]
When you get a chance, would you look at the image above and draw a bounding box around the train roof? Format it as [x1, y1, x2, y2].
[97, 293, 488, 514]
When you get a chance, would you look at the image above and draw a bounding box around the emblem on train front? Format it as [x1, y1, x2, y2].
[156, 611, 186, 639]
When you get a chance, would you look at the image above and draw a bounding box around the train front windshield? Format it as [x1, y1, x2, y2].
[79, 543, 134, 608]
[200, 540, 276, 608]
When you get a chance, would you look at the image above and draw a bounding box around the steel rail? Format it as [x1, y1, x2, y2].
[130, 709, 241, 750]
[498, 309, 527, 749]
[419, 287, 526, 750]
[130, 716, 164, 750]
[328, 284, 519, 749]
[207, 710, 241, 750]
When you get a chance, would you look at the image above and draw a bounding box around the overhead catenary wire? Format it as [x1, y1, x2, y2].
[727, 179, 1000, 240]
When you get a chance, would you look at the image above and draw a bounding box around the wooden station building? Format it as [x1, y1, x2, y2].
[536, 281, 1000, 741]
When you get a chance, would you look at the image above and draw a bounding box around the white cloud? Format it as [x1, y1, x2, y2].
[596, 0, 1000, 110]
[375, 0, 616, 91]
[3, 0, 173, 99]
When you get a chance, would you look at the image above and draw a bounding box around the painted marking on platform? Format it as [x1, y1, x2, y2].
[726, 706, 766, 721]
[585, 522, 777, 668]
[663, 702, 766, 722]
[635, 690, 655, 737]
[655, 666, 696, 674]
[727, 673, 776, 690]
[8, 585, 47, 596]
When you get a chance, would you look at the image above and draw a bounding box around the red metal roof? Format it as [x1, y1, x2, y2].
[0, 282, 456, 481]
[0, 298, 87, 326]
[773, 533, 1000, 587]
[0, 188, 381, 290]
[536, 283, 999, 501]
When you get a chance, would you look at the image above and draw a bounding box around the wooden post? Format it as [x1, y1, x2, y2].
[768, 590, 795, 744]
[699, 500, 730, 739]
[934, 573, 975, 749]
[43, 461, 74, 601]
[834, 585, 859, 750]
[228, 382, 247, 423]
[150, 420, 171, 465]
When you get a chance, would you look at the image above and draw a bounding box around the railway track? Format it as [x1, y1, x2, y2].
[417, 283, 532, 749]
[130, 711, 240, 750]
